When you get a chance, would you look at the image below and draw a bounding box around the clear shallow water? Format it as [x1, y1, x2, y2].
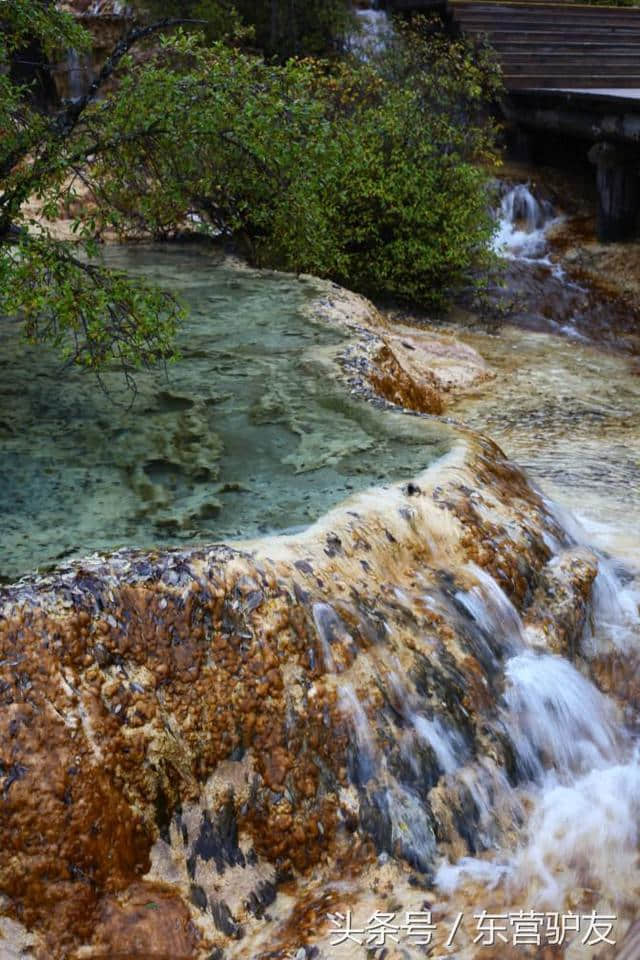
[0, 245, 451, 582]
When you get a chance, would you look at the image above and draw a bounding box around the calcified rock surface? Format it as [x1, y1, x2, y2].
[0, 419, 603, 958]
[308, 274, 492, 418]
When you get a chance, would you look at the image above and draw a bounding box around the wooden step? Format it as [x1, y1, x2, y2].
[496, 40, 640, 49]
[453, 18, 640, 32]
[457, 28, 640, 40]
[450, 0, 640, 90]
[504, 59, 640, 71]
[456, 21, 640, 32]
[455, 11, 640, 20]
[501, 55, 640, 66]
[453, 1, 640, 15]
[452, 8, 640, 25]
[453, 13, 640, 27]
[505, 74, 640, 87]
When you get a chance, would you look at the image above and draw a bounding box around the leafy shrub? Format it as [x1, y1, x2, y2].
[132, 0, 357, 60]
[93, 21, 503, 308]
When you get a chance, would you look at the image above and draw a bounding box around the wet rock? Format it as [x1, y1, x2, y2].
[211, 900, 242, 939]
[89, 883, 202, 959]
[368, 341, 444, 415]
[524, 547, 599, 657]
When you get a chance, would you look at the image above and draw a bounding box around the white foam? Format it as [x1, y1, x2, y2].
[436, 855, 510, 895]
[511, 758, 640, 907]
[437, 755, 640, 908]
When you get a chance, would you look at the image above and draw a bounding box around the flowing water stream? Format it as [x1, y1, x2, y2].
[456, 185, 640, 569]
[426, 187, 640, 957]
[350, 6, 392, 57]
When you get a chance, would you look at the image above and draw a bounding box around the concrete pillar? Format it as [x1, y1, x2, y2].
[588, 142, 640, 243]
[510, 125, 535, 164]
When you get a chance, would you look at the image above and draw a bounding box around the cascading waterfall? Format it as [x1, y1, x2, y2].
[493, 182, 558, 262]
[3, 400, 638, 958]
[412, 714, 465, 776]
[546, 497, 640, 654]
[62, 3, 129, 103]
[455, 561, 527, 651]
[2, 244, 639, 956]
[488, 180, 640, 353]
[85, 0, 126, 12]
[64, 48, 93, 102]
[502, 651, 622, 779]
[315, 490, 640, 951]
[434, 555, 640, 931]
[349, 4, 392, 57]
[325, 525, 639, 947]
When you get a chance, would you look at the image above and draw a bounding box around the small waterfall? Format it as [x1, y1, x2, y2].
[503, 651, 622, 780]
[312, 601, 351, 671]
[455, 563, 526, 653]
[493, 183, 558, 262]
[545, 497, 640, 656]
[338, 676, 440, 870]
[587, 559, 640, 655]
[349, 5, 392, 58]
[456, 759, 524, 845]
[442, 754, 640, 908]
[339, 683, 377, 784]
[412, 715, 463, 775]
[436, 633, 639, 913]
[65, 48, 92, 103]
[85, 0, 126, 12]
[300, 456, 639, 942]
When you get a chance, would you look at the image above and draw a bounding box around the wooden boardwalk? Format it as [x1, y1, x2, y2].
[449, 1, 640, 89]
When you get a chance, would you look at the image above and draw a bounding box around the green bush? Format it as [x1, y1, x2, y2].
[93, 22, 503, 309]
[131, 0, 357, 60]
